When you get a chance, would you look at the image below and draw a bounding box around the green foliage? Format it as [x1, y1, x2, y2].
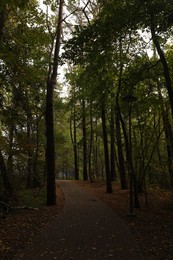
[1, 0, 173, 202]
[19, 186, 46, 207]
[62, 0, 173, 189]
[0, 0, 53, 199]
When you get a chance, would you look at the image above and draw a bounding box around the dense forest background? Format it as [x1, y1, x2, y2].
[0, 0, 173, 206]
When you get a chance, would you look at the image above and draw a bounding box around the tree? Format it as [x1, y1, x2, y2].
[110, 92, 116, 181]
[101, 104, 112, 193]
[70, 105, 79, 180]
[0, 0, 51, 200]
[62, 0, 173, 198]
[45, 0, 64, 205]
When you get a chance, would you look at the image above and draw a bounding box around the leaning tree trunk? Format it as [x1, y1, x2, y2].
[118, 104, 140, 208]
[150, 14, 173, 119]
[46, 0, 64, 206]
[157, 84, 173, 188]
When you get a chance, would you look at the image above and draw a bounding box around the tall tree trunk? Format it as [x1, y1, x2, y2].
[157, 84, 173, 188]
[33, 115, 41, 186]
[117, 102, 140, 207]
[101, 107, 112, 193]
[0, 149, 13, 199]
[110, 93, 116, 181]
[0, 5, 7, 42]
[115, 52, 127, 188]
[73, 108, 79, 180]
[82, 99, 88, 180]
[46, 0, 64, 205]
[26, 115, 32, 188]
[94, 118, 99, 179]
[150, 14, 173, 119]
[7, 122, 14, 175]
[70, 108, 79, 180]
[115, 110, 128, 189]
[165, 107, 173, 188]
[88, 104, 94, 182]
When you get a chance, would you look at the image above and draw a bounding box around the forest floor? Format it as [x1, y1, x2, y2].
[78, 181, 173, 260]
[0, 180, 173, 259]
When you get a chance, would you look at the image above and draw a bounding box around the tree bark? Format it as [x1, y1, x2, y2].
[150, 14, 173, 119]
[46, 0, 64, 205]
[115, 111, 128, 189]
[110, 93, 116, 181]
[70, 108, 79, 180]
[88, 104, 94, 182]
[0, 5, 7, 42]
[157, 84, 173, 188]
[93, 118, 99, 179]
[0, 149, 13, 199]
[82, 99, 88, 180]
[101, 107, 112, 193]
[7, 122, 14, 176]
[26, 114, 33, 188]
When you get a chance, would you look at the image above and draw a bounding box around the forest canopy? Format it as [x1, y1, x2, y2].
[0, 0, 173, 206]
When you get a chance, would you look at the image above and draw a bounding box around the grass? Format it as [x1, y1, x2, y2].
[18, 186, 47, 208]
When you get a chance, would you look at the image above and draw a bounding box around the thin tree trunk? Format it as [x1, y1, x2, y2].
[94, 118, 99, 179]
[117, 103, 140, 207]
[70, 108, 79, 180]
[137, 121, 146, 192]
[82, 99, 88, 181]
[88, 104, 94, 182]
[73, 108, 79, 180]
[33, 114, 42, 186]
[46, 0, 64, 205]
[7, 122, 14, 175]
[115, 57, 128, 188]
[115, 111, 128, 189]
[0, 149, 13, 198]
[0, 5, 6, 41]
[110, 93, 116, 181]
[101, 107, 112, 193]
[26, 114, 33, 188]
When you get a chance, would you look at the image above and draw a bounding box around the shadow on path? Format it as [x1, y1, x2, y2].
[16, 180, 145, 260]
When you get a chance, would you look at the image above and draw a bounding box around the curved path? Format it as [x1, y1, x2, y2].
[17, 180, 145, 260]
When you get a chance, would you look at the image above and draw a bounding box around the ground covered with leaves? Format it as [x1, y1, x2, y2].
[78, 181, 173, 260]
[0, 185, 65, 259]
[0, 181, 173, 259]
